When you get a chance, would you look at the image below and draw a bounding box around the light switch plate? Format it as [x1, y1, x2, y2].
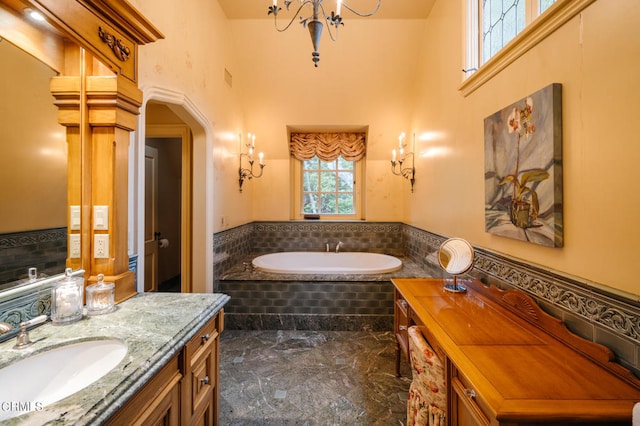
[94, 234, 109, 258]
[94, 206, 109, 230]
[70, 206, 81, 231]
[69, 234, 81, 258]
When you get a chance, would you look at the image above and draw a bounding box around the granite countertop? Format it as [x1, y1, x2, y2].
[0, 292, 230, 425]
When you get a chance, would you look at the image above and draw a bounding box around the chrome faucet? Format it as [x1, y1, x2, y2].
[335, 241, 344, 253]
[13, 315, 47, 349]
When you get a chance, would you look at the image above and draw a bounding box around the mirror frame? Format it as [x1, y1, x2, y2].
[0, 0, 163, 303]
[438, 237, 475, 293]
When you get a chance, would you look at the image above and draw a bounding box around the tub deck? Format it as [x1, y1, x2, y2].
[221, 255, 433, 282]
[220, 255, 441, 331]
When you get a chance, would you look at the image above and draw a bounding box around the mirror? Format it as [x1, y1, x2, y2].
[438, 237, 474, 293]
[0, 7, 69, 290]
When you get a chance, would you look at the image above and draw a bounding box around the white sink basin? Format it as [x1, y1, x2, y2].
[0, 338, 127, 420]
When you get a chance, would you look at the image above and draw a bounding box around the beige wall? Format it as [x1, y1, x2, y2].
[130, 0, 250, 232]
[0, 40, 66, 233]
[408, 0, 640, 296]
[129, 0, 639, 297]
[229, 19, 424, 221]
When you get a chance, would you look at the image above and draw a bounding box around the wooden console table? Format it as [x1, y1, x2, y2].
[393, 278, 640, 425]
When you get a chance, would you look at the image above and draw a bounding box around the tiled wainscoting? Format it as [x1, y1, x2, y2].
[0, 227, 67, 288]
[215, 221, 640, 377]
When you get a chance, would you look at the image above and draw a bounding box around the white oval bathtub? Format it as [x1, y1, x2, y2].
[251, 252, 402, 274]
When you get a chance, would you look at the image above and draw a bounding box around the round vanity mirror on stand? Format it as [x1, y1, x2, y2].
[437, 238, 475, 293]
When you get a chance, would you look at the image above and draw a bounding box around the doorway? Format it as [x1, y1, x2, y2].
[144, 115, 192, 293]
[136, 88, 214, 295]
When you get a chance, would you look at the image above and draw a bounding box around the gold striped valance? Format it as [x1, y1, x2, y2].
[289, 132, 367, 162]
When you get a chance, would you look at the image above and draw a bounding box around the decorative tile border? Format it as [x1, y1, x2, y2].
[473, 248, 640, 343]
[0, 227, 67, 248]
[253, 221, 403, 234]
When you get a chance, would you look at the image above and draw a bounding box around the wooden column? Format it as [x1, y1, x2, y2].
[52, 48, 142, 302]
[86, 73, 142, 302]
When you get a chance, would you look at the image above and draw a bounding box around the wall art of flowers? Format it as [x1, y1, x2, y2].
[484, 83, 563, 247]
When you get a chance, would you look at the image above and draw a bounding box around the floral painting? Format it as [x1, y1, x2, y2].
[484, 83, 563, 247]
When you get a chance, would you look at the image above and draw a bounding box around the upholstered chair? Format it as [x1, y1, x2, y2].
[407, 325, 446, 426]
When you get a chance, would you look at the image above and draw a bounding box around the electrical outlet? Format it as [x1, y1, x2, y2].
[70, 206, 81, 231]
[69, 234, 81, 258]
[94, 206, 109, 230]
[94, 234, 109, 259]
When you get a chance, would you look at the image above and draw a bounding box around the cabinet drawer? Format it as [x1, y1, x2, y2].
[185, 316, 219, 360]
[451, 370, 491, 426]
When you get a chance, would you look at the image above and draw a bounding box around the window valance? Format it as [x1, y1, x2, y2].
[289, 132, 366, 162]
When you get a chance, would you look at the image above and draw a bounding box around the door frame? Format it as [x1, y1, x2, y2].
[145, 124, 192, 293]
[144, 145, 159, 292]
[133, 86, 214, 294]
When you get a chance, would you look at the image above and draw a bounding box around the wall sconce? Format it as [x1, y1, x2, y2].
[239, 133, 266, 192]
[391, 132, 415, 192]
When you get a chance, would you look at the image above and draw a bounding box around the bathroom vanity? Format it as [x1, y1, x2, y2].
[0, 292, 229, 424]
[393, 278, 640, 425]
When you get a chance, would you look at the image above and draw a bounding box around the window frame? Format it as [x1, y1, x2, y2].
[290, 155, 365, 220]
[461, 0, 596, 97]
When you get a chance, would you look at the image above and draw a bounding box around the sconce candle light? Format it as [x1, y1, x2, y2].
[391, 132, 416, 192]
[239, 133, 266, 192]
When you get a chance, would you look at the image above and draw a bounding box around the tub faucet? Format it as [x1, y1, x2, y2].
[335, 241, 344, 253]
[325, 242, 330, 252]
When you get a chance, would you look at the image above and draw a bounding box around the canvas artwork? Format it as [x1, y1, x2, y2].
[484, 83, 563, 247]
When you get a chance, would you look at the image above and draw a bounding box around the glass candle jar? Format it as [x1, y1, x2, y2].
[51, 268, 84, 324]
[86, 274, 115, 316]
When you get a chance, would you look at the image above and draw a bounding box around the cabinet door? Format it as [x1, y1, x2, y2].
[134, 377, 181, 426]
[105, 356, 182, 426]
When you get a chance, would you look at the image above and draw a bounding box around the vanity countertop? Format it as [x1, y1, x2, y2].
[0, 292, 230, 425]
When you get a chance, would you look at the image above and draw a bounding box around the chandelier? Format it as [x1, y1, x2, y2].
[268, 0, 381, 67]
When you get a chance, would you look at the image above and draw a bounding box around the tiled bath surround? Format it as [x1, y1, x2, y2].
[215, 221, 640, 377]
[0, 227, 67, 287]
[217, 222, 421, 331]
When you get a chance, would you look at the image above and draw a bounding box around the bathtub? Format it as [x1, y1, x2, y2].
[251, 252, 402, 274]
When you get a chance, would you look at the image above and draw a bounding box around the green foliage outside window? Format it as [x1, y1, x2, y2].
[302, 156, 355, 215]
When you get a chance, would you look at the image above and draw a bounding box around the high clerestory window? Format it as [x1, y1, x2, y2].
[461, 0, 592, 96]
[290, 132, 366, 220]
[481, 0, 556, 63]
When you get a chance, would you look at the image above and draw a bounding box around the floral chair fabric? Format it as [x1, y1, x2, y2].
[407, 325, 446, 426]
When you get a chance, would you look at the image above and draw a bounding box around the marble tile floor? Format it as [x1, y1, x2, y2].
[219, 330, 413, 426]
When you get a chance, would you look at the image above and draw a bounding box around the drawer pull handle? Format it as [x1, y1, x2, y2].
[464, 388, 476, 399]
[398, 325, 407, 331]
[200, 376, 210, 385]
[400, 300, 407, 308]
[201, 333, 210, 342]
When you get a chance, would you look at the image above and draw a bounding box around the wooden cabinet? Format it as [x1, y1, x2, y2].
[106, 310, 223, 425]
[182, 311, 223, 425]
[393, 278, 640, 425]
[105, 355, 182, 425]
[393, 289, 410, 376]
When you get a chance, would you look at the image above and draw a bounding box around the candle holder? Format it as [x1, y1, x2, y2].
[239, 133, 266, 192]
[391, 132, 416, 192]
[268, 0, 381, 67]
